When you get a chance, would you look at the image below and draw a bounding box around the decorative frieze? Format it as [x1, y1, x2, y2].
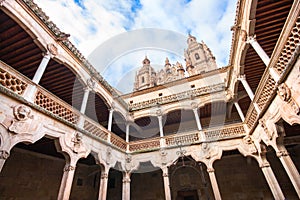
[129, 83, 225, 111]
[204, 124, 245, 141]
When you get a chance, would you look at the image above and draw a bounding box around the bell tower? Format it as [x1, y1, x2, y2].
[133, 56, 156, 91]
[184, 34, 217, 76]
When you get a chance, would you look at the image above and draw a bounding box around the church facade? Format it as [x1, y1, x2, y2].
[0, 0, 300, 200]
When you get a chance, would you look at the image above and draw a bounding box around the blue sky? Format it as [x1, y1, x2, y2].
[35, 0, 237, 93]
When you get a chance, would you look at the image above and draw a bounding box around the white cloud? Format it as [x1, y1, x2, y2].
[35, 0, 237, 93]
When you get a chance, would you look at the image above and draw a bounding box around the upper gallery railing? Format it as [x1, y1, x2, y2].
[0, 61, 246, 152]
[244, 8, 300, 132]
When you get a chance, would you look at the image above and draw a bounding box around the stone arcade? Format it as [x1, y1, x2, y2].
[0, 0, 300, 200]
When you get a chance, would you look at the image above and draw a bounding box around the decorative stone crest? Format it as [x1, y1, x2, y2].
[9, 104, 34, 134]
[47, 43, 58, 56]
[191, 102, 198, 109]
[0, 150, 9, 160]
[71, 132, 83, 153]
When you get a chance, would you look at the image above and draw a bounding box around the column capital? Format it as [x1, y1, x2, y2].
[156, 109, 163, 117]
[276, 150, 289, 158]
[260, 161, 270, 168]
[122, 177, 131, 183]
[101, 173, 109, 179]
[0, 150, 9, 160]
[246, 34, 257, 44]
[64, 165, 76, 172]
[237, 74, 246, 81]
[109, 108, 114, 113]
[207, 167, 215, 173]
[163, 172, 169, 177]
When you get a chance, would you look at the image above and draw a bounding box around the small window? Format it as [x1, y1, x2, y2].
[141, 76, 145, 83]
[195, 53, 200, 60]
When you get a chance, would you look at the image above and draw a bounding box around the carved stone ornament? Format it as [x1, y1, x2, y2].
[0, 150, 9, 160]
[156, 109, 162, 116]
[191, 102, 198, 109]
[259, 119, 273, 140]
[9, 105, 34, 134]
[160, 148, 167, 165]
[106, 147, 112, 165]
[71, 132, 83, 153]
[64, 165, 76, 172]
[87, 78, 96, 90]
[122, 177, 131, 183]
[277, 83, 291, 102]
[13, 104, 32, 121]
[47, 43, 58, 56]
[242, 135, 258, 154]
[162, 172, 168, 177]
[0, 0, 7, 6]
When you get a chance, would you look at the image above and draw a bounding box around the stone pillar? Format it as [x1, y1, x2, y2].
[192, 107, 202, 130]
[158, 115, 164, 137]
[80, 88, 90, 114]
[32, 52, 51, 84]
[260, 163, 285, 199]
[207, 168, 221, 200]
[126, 122, 130, 152]
[57, 163, 77, 200]
[162, 167, 171, 200]
[99, 171, 109, 200]
[122, 172, 131, 200]
[277, 150, 300, 198]
[0, 150, 10, 173]
[108, 108, 114, 132]
[247, 35, 270, 66]
[234, 102, 245, 121]
[237, 75, 254, 101]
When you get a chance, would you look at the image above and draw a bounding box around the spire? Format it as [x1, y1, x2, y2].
[165, 57, 171, 67]
[142, 56, 150, 65]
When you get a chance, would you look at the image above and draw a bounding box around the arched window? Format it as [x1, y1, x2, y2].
[195, 53, 200, 60]
[141, 76, 145, 83]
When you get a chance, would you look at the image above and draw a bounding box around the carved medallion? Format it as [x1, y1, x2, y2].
[47, 43, 58, 56]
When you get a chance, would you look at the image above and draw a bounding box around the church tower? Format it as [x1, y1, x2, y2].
[133, 56, 156, 91]
[184, 34, 217, 76]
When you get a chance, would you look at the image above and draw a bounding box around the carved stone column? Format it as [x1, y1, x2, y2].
[237, 75, 254, 101]
[122, 172, 131, 200]
[99, 171, 109, 200]
[126, 122, 130, 152]
[57, 163, 77, 200]
[260, 162, 285, 199]
[247, 35, 270, 66]
[108, 108, 114, 132]
[207, 168, 221, 200]
[80, 88, 90, 114]
[234, 102, 245, 121]
[158, 115, 164, 137]
[0, 150, 10, 173]
[32, 52, 52, 84]
[277, 150, 300, 198]
[162, 167, 171, 200]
